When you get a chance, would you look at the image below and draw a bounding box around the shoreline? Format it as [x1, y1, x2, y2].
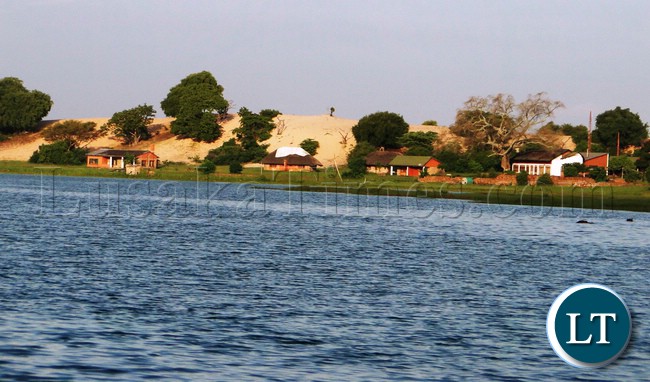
[1, 161, 649, 214]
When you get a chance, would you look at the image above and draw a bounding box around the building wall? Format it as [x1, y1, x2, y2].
[263, 164, 314, 172]
[87, 156, 110, 168]
[584, 155, 608, 168]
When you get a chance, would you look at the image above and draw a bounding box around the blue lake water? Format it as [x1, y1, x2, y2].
[0, 173, 648, 381]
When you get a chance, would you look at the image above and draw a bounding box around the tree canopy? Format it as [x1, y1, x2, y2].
[161, 71, 228, 142]
[398, 131, 437, 156]
[42, 120, 103, 150]
[451, 92, 564, 170]
[351, 111, 409, 149]
[105, 104, 155, 145]
[0, 77, 52, 134]
[594, 107, 648, 154]
[300, 138, 320, 156]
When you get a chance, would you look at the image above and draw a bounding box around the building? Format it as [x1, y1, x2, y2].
[86, 149, 160, 169]
[510, 150, 583, 177]
[388, 156, 440, 177]
[365, 150, 402, 175]
[261, 147, 323, 171]
[579, 152, 609, 170]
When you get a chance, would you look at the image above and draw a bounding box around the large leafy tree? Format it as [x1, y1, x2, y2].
[105, 104, 155, 145]
[161, 71, 228, 142]
[451, 92, 564, 171]
[0, 77, 53, 134]
[397, 131, 438, 156]
[594, 107, 648, 154]
[351, 111, 409, 149]
[42, 120, 104, 150]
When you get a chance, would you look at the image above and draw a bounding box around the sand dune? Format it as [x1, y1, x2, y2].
[0, 114, 573, 165]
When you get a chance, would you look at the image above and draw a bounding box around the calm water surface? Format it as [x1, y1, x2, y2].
[0, 174, 648, 381]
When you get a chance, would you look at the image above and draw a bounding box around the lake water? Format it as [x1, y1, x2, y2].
[0, 173, 648, 381]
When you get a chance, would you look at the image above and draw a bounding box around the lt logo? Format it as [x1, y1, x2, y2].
[547, 284, 631, 368]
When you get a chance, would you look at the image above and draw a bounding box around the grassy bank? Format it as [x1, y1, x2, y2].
[2, 161, 649, 213]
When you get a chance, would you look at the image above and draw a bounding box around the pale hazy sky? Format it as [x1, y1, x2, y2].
[2, 0, 649, 126]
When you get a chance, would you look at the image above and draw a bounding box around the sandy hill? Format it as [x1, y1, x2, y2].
[0, 115, 573, 165]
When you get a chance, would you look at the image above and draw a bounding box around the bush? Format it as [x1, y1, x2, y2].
[300, 138, 320, 156]
[562, 163, 579, 177]
[198, 159, 216, 174]
[516, 171, 529, 186]
[536, 173, 553, 186]
[28, 141, 87, 165]
[623, 170, 641, 183]
[646, 171, 650, 183]
[345, 141, 376, 177]
[229, 161, 243, 174]
[588, 166, 607, 182]
[421, 120, 438, 126]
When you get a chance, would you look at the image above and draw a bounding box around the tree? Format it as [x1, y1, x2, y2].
[161, 71, 228, 142]
[422, 120, 438, 126]
[352, 111, 409, 149]
[229, 161, 243, 174]
[609, 156, 636, 177]
[300, 138, 320, 155]
[228, 107, 276, 162]
[345, 141, 376, 177]
[330, 107, 335, 117]
[205, 139, 246, 165]
[635, 141, 650, 172]
[397, 131, 438, 156]
[42, 120, 103, 150]
[594, 107, 648, 154]
[0, 77, 53, 134]
[199, 159, 216, 174]
[451, 92, 564, 171]
[105, 104, 155, 145]
[29, 141, 87, 165]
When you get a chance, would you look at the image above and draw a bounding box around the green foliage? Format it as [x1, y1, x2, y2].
[562, 163, 586, 177]
[594, 107, 648, 153]
[259, 109, 281, 119]
[352, 111, 409, 149]
[588, 166, 607, 182]
[234, 107, 275, 150]
[435, 148, 499, 173]
[516, 171, 529, 186]
[205, 139, 246, 165]
[609, 156, 637, 176]
[198, 159, 216, 174]
[421, 120, 438, 126]
[624, 170, 642, 182]
[229, 161, 243, 174]
[161, 71, 227, 142]
[646, 170, 650, 183]
[300, 138, 320, 155]
[105, 104, 155, 145]
[345, 141, 376, 177]
[398, 131, 437, 156]
[635, 141, 650, 171]
[42, 120, 103, 150]
[29, 141, 87, 165]
[536, 173, 553, 186]
[0, 77, 53, 134]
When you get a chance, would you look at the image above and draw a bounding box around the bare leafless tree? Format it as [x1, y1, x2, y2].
[275, 117, 287, 135]
[451, 92, 564, 170]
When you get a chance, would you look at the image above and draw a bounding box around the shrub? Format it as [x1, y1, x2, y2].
[536, 173, 553, 186]
[646, 171, 650, 183]
[516, 171, 529, 186]
[198, 159, 216, 174]
[300, 138, 320, 155]
[588, 166, 607, 182]
[229, 161, 243, 174]
[28, 141, 87, 165]
[563, 163, 579, 177]
[422, 120, 438, 126]
[623, 170, 641, 183]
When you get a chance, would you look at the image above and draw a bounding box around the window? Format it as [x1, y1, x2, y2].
[88, 158, 99, 165]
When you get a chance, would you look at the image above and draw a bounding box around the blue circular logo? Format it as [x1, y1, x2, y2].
[547, 283, 631, 368]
